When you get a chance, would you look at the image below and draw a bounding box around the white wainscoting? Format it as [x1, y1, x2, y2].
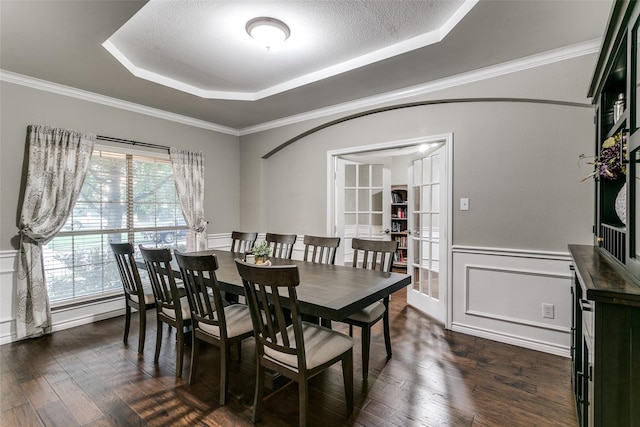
[451, 246, 573, 357]
[0, 250, 16, 345]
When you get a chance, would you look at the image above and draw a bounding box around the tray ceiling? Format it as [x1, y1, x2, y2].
[103, 0, 472, 100]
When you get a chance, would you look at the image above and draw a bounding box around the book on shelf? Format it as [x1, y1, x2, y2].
[392, 223, 406, 232]
[394, 235, 407, 247]
[392, 191, 407, 204]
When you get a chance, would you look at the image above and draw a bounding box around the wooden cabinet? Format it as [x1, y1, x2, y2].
[570, 245, 640, 427]
[391, 185, 408, 270]
[588, 0, 640, 268]
[574, 3, 640, 424]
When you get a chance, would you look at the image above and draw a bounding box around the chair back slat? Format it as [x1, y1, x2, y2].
[110, 242, 145, 300]
[138, 246, 183, 315]
[351, 238, 399, 273]
[235, 259, 303, 360]
[303, 235, 340, 265]
[265, 233, 297, 259]
[231, 231, 258, 253]
[174, 251, 228, 338]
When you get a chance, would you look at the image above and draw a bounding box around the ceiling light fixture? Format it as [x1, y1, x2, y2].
[246, 17, 290, 50]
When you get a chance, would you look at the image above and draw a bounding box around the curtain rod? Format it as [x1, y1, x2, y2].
[96, 135, 170, 153]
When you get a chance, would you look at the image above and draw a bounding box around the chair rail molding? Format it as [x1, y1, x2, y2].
[4, 242, 574, 356]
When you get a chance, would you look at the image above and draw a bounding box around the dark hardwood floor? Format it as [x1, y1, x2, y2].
[1, 287, 577, 426]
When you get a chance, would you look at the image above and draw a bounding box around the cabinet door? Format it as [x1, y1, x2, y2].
[581, 297, 594, 427]
[627, 6, 640, 278]
[571, 271, 584, 405]
[584, 339, 593, 427]
[627, 148, 640, 278]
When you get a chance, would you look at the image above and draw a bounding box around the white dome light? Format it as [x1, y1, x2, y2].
[246, 17, 290, 50]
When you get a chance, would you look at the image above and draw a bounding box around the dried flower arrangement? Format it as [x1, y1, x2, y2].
[580, 132, 627, 181]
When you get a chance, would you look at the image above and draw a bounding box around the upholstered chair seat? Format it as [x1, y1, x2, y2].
[264, 322, 354, 370]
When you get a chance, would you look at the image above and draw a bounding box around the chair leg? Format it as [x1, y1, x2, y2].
[154, 317, 163, 364]
[138, 307, 146, 353]
[252, 362, 264, 423]
[176, 327, 184, 377]
[362, 325, 371, 381]
[349, 324, 353, 337]
[299, 378, 309, 427]
[383, 297, 392, 358]
[189, 333, 199, 385]
[220, 345, 229, 405]
[342, 349, 354, 414]
[124, 305, 131, 344]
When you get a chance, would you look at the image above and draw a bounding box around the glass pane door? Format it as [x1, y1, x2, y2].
[335, 157, 390, 265]
[407, 143, 447, 323]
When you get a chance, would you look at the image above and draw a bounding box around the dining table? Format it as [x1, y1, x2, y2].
[139, 249, 411, 322]
[138, 248, 411, 389]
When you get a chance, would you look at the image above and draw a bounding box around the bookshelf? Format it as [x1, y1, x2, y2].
[391, 185, 408, 270]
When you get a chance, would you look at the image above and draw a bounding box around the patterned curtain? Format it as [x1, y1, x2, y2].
[170, 148, 207, 250]
[16, 125, 95, 339]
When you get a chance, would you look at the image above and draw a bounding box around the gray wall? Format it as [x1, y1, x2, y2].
[0, 81, 241, 251]
[238, 54, 596, 252]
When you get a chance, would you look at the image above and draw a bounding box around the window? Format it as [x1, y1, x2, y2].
[43, 146, 189, 304]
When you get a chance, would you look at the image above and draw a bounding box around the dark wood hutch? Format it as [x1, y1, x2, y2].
[570, 1, 640, 426]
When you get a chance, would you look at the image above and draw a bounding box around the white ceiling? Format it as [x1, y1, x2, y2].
[0, 0, 613, 132]
[103, 0, 471, 100]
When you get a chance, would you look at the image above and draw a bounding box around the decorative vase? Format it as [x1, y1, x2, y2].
[615, 182, 627, 225]
[255, 256, 266, 265]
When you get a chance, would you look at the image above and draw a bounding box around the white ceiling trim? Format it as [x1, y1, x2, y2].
[0, 38, 599, 138]
[103, 0, 478, 101]
[0, 70, 240, 136]
[239, 38, 601, 135]
[102, 40, 255, 101]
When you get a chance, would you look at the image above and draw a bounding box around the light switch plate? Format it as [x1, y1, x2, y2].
[460, 198, 469, 211]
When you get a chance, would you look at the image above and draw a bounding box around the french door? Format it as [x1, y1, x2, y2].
[406, 143, 448, 323]
[335, 157, 391, 265]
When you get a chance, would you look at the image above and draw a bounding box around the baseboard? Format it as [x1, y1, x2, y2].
[451, 322, 570, 358]
[51, 308, 127, 334]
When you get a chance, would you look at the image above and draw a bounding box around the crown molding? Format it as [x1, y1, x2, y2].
[1, 38, 600, 138]
[239, 38, 601, 135]
[0, 70, 239, 136]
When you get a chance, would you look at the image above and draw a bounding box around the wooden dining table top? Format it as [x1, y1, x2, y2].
[144, 249, 411, 322]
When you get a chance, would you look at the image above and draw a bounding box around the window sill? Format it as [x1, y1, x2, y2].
[51, 292, 123, 312]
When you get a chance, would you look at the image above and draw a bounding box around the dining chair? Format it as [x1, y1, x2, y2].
[265, 232, 297, 259]
[174, 251, 254, 405]
[302, 235, 340, 264]
[230, 231, 258, 253]
[139, 245, 191, 377]
[234, 259, 354, 426]
[344, 238, 399, 380]
[302, 235, 341, 327]
[109, 242, 155, 353]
